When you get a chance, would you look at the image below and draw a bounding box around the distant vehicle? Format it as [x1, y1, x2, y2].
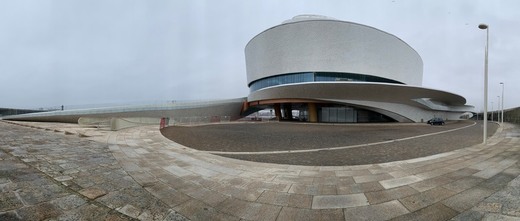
[427, 117, 445, 125]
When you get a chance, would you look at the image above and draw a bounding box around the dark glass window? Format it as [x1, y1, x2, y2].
[249, 72, 403, 92]
[314, 72, 402, 84]
[249, 72, 313, 92]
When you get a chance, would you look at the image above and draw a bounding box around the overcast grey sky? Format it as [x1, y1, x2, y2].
[1, 0, 518, 111]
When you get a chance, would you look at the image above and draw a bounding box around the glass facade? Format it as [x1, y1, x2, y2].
[318, 105, 397, 123]
[320, 106, 357, 123]
[249, 72, 404, 92]
[273, 103, 397, 123]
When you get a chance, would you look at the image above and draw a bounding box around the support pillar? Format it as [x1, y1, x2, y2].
[274, 104, 281, 121]
[284, 105, 293, 120]
[308, 103, 318, 123]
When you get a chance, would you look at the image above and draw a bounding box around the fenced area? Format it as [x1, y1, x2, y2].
[504, 107, 520, 124]
[477, 107, 520, 124]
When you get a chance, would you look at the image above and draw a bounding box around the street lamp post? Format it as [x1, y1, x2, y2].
[479, 23, 489, 144]
[500, 82, 504, 123]
[491, 102, 494, 122]
[497, 96, 500, 122]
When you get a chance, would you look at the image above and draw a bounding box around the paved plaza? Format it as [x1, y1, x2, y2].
[0, 120, 519, 220]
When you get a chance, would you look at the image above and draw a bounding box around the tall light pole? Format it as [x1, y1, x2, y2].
[497, 96, 500, 122]
[479, 23, 489, 144]
[500, 82, 504, 123]
[491, 102, 494, 122]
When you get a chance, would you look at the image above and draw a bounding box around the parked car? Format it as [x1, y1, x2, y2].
[427, 117, 445, 125]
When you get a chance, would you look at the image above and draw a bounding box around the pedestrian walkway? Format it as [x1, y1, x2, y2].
[1, 120, 519, 220]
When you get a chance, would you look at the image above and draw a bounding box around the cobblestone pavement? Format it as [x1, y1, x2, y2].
[160, 121, 483, 152]
[1, 120, 519, 220]
[161, 121, 499, 165]
[0, 121, 187, 220]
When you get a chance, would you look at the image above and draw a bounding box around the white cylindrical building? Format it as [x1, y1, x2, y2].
[244, 15, 472, 123]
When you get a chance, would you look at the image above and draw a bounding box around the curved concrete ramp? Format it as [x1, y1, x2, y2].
[2, 98, 246, 124]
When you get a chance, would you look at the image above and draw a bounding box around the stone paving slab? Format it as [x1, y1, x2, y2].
[312, 194, 369, 209]
[276, 207, 344, 221]
[256, 190, 312, 209]
[1, 120, 519, 220]
[380, 175, 423, 189]
[391, 203, 459, 221]
[344, 200, 409, 221]
[365, 185, 418, 205]
[399, 187, 457, 212]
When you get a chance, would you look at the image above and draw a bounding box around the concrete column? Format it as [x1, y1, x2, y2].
[274, 104, 281, 121]
[284, 105, 293, 120]
[308, 103, 318, 123]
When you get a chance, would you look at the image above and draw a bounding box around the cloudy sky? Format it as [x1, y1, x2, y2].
[1, 0, 518, 111]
